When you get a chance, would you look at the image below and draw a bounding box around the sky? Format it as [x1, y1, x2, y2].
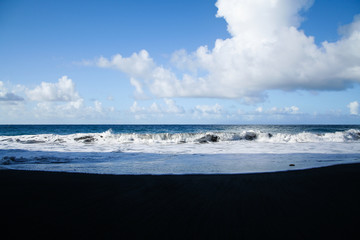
[0, 0, 359, 124]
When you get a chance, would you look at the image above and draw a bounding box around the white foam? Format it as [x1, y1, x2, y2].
[1, 128, 360, 174]
[1, 129, 359, 153]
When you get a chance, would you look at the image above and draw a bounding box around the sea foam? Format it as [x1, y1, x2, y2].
[1, 126, 360, 174]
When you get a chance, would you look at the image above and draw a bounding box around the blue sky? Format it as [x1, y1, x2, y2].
[0, 0, 359, 124]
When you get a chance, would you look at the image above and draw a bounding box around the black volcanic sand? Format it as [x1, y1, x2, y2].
[1, 164, 360, 239]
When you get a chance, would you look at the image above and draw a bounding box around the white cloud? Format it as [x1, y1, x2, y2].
[348, 101, 359, 115]
[130, 77, 147, 99]
[194, 103, 223, 117]
[68, 99, 84, 109]
[130, 99, 184, 119]
[215, 0, 314, 38]
[163, 99, 185, 114]
[129, 100, 227, 120]
[33, 101, 84, 119]
[95, 0, 360, 103]
[268, 106, 300, 114]
[97, 50, 155, 79]
[0, 81, 5, 94]
[130, 101, 144, 113]
[0, 81, 24, 102]
[150, 102, 161, 113]
[252, 106, 300, 115]
[0, 92, 24, 102]
[22, 76, 120, 121]
[32, 99, 116, 121]
[94, 100, 103, 113]
[27, 76, 81, 102]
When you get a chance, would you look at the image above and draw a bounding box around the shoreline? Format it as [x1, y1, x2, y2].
[1, 163, 360, 239]
[2, 160, 359, 175]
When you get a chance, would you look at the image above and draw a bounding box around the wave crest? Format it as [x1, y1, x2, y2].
[0, 129, 359, 145]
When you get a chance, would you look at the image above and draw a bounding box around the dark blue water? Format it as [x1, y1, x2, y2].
[1, 124, 359, 136]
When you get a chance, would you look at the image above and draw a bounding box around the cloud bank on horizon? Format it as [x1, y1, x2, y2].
[97, 0, 360, 103]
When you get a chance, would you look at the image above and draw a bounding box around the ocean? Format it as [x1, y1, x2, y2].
[1, 125, 360, 174]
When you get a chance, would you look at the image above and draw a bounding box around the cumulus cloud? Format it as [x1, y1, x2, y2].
[252, 106, 300, 115]
[97, 50, 155, 79]
[95, 0, 360, 103]
[130, 77, 146, 99]
[130, 101, 145, 114]
[267, 106, 300, 114]
[33, 101, 83, 119]
[193, 103, 223, 117]
[0, 81, 24, 102]
[348, 101, 359, 115]
[0, 92, 24, 102]
[27, 76, 81, 102]
[163, 99, 185, 114]
[130, 99, 184, 117]
[32, 99, 116, 121]
[25, 76, 118, 120]
[216, 0, 314, 36]
[94, 100, 103, 113]
[1, 77, 121, 123]
[129, 100, 227, 120]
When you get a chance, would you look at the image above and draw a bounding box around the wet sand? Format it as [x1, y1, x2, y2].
[1, 163, 360, 239]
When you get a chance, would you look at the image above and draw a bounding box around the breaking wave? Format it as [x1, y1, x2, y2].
[1, 129, 359, 145]
[1, 127, 360, 173]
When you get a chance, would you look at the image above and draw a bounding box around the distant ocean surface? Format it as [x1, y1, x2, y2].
[1, 125, 360, 174]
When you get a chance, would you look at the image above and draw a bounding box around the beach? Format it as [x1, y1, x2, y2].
[1, 163, 360, 239]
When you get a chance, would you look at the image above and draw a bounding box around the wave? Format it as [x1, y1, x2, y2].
[0, 129, 359, 145]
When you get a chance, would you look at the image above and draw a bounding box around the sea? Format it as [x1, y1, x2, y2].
[1, 125, 360, 175]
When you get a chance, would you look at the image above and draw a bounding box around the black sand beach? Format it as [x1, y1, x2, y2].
[1, 164, 360, 239]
